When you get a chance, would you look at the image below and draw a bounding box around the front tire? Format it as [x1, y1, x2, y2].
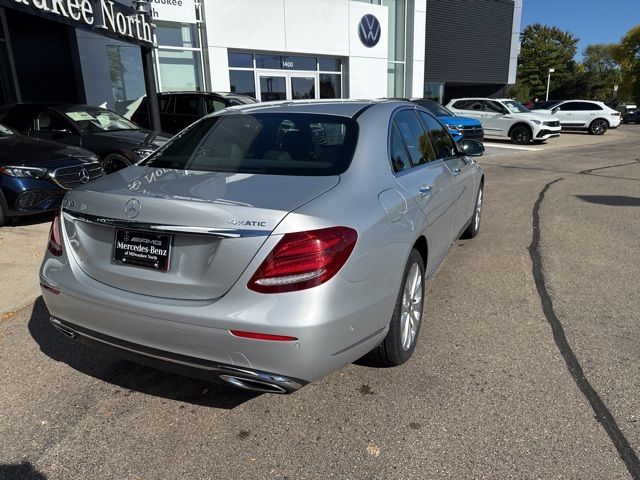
[103, 154, 130, 174]
[462, 183, 483, 239]
[510, 125, 532, 144]
[589, 119, 609, 135]
[366, 249, 425, 366]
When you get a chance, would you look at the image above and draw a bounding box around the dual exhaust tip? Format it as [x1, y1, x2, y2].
[49, 316, 294, 394]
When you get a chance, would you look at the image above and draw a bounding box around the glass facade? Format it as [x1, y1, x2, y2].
[385, 0, 406, 97]
[228, 51, 343, 101]
[154, 22, 204, 92]
[0, 9, 17, 105]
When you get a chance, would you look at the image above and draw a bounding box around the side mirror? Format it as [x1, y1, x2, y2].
[460, 139, 484, 157]
[552, 107, 560, 113]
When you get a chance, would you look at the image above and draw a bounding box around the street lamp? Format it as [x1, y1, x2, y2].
[546, 68, 555, 101]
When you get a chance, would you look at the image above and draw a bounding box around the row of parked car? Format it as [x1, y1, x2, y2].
[0, 91, 632, 226]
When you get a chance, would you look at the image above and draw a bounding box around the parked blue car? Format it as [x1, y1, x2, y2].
[0, 123, 103, 226]
[410, 98, 484, 143]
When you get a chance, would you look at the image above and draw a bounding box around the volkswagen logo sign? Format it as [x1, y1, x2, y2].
[78, 168, 90, 184]
[124, 198, 141, 219]
[358, 14, 381, 48]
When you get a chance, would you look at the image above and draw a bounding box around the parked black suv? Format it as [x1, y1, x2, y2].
[0, 104, 170, 174]
[131, 91, 259, 135]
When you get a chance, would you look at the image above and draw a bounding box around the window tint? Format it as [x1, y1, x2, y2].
[389, 125, 412, 173]
[558, 102, 581, 111]
[36, 112, 70, 132]
[143, 113, 358, 176]
[318, 58, 341, 72]
[205, 97, 226, 114]
[229, 70, 256, 98]
[452, 100, 471, 109]
[393, 110, 433, 165]
[418, 111, 457, 159]
[174, 96, 200, 115]
[580, 102, 602, 111]
[158, 96, 171, 112]
[485, 101, 505, 113]
[228, 52, 253, 68]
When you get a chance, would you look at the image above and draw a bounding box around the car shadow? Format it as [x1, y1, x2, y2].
[0, 461, 48, 480]
[28, 297, 261, 409]
[575, 195, 640, 207]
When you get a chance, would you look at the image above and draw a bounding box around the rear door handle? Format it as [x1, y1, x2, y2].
[419, 185, 433, 197]
[451, 168, 461, 176]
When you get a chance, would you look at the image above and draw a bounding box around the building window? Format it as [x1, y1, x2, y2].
[154, 22, 204, 92]
[0, 9, 17, 105]
[228, 51, 344, 100]
[384, 0, 406, 97]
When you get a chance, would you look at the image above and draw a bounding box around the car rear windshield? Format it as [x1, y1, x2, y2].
[142, 113, 358, 176]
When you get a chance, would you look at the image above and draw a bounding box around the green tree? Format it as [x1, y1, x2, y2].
[581, 44, 620, 102]
[512, 23, 579, 101]
[613, 26, 640, 103]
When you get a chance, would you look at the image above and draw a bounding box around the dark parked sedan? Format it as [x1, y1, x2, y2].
[622, 111, 640, 124]
[0, 104, 170, 174]
[131, 91, 258, 134]
[0, 123, 103, 226]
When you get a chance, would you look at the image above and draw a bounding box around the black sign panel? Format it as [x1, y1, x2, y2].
[113, 229, 171, 271]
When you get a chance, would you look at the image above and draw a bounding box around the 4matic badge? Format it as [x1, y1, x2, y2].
[228, 218, 267, 227]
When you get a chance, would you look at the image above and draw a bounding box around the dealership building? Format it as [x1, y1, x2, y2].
[0, 0, 522, 116]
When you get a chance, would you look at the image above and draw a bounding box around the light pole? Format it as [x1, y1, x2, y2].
[545, 68, 555, 101]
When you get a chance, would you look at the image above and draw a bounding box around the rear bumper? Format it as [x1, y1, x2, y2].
[49, 316, 306, 393]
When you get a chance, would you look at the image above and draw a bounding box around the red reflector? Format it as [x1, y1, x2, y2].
[248, 226, 357, 294]
[48, 210, 63, 257]
[230, 330, 298, 342]
[40, 283, 60, 295]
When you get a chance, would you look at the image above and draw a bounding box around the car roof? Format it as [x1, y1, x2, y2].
[222, 99, 399, 118]
[0, 103, 110, 111]
[158, 91, 253, 98]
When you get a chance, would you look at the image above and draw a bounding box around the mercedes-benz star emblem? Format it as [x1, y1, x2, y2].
[124, 198, 141, 219]
[78, 168, 90, 184]
[358, 14, 381, 48]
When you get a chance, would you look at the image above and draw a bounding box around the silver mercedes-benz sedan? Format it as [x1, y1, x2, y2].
[40, 100, 484, 394]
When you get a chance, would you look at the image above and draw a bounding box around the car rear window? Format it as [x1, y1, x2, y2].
[143, 113, 358, 176]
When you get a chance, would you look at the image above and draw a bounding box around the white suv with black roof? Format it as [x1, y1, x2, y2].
[446, 98, 561, 145]
[532, 100, 621, 135]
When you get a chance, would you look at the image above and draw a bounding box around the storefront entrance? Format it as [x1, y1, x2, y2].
[257, 72, 318, 102]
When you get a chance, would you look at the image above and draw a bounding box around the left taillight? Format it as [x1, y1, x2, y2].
[48, 210, 63, 256]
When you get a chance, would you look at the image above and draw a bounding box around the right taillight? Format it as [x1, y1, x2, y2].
[48, 210, 63, 257]
[248, 226, 357, 294]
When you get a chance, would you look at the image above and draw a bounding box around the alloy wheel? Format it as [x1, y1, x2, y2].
[474, 186, 483, 231]
[400, 263, 424, 351]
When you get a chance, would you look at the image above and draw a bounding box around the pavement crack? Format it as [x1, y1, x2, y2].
[529, 178, 640, 479]
[578, 158, 640, 175]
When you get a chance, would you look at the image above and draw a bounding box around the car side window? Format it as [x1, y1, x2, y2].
[36, 111, 70, 132]
[417, 111, 457, 160]
[158, 96, 171, 112]
[582, 102, 602, 111]
[485, 101, 505, 114]
[174, 96, 200, 116]
[559, 102, 581, 111]
[389, 124, 412, 173]
[205, 98, 226, 114]
[452, 100, 469, 109]
[393, 110, 434, 166]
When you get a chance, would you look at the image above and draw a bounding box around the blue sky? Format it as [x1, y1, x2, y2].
[521, 0, 640, 59]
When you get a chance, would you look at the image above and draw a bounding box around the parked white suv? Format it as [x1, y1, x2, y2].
[447, 98, 561, 144]
[532, 100, 621, 135]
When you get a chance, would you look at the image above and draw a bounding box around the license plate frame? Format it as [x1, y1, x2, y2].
[112, 228, 172, 272]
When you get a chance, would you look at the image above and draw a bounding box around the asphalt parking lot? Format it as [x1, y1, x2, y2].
[1, 125, 639, 479]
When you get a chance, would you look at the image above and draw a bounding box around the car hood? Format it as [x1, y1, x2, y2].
[0, 135, 92, 166]
[87, 129, 170, 148]
[437, 115, 482, 127]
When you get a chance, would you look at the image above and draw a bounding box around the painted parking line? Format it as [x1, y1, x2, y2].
[483, 143, 543, 152]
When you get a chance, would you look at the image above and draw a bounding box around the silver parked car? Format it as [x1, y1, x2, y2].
[40, 100, 485, 394]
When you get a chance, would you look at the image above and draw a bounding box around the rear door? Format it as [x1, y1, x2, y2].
[579, 101, 603, 126]
[390, 108, 455, 268]
[417, 110, 476, 238]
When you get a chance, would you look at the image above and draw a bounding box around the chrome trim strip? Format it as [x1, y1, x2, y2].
[63, 210, 269, 238]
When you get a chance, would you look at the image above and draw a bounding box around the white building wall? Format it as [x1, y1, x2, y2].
[203, 0, 391, 99]
[411, 0, 426, 98]
[508, 0, 523, 84]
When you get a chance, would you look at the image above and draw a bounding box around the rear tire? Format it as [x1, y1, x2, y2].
[103, 154, 130, 175]
[589, 119, 609, 135]
[462, 182, 483, 239]
[0, 204, 6, 227]
[510, 125, 532, 144]
[366, 249, 425, 367]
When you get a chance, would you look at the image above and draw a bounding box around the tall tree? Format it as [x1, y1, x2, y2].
[613, 26, 640, 103]
[510, 23, 579, 101]
[581, 44, 620, 102]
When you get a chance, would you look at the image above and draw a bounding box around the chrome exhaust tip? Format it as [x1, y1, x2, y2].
[49, 316, 76, 339]
[219, 375, 288, 394]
